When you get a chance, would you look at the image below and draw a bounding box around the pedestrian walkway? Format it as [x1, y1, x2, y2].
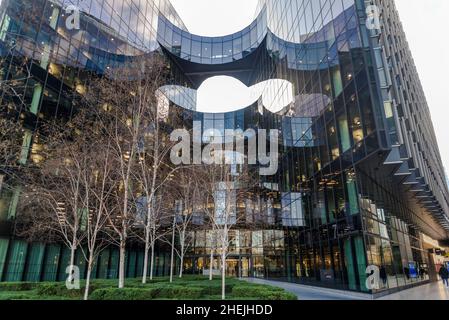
[245, 278, 449, 300]
[244, 278, 370, 300]
[378, 281, 449, 300]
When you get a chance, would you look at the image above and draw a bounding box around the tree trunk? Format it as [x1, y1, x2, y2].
[169, 213, 177, 283]
[169, 218, 176, 283]
[142, 231, 150, 284]
[118, 240, 126, 288]
[84, 255, 94, 300]
[179, 253, 184, 278]
[68, 239, 77, 285]
[142, 247, 149, 284]
[69, 234, 77, 268]
[149, 242, 155, 281]
[144, 199, 153, 283]
[221, 249, 226, 300]
[209, 247, 214, 281]
[221, 225, 228, 300]
[69, 245, 76, 270]
[0, 174, 4, 194]
[179, 233, 184, 278]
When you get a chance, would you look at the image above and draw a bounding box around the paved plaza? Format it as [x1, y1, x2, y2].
[245, 278, 449, 300]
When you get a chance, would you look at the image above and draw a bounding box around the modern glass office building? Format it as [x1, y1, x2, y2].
[1, 0, 448, 295]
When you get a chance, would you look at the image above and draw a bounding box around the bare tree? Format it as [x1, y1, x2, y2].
[133, 85, 181, 284]
[140, 191, 170, 283]
[168, 167, 202, 279]
[164, 167, 198, 282]
[80, 55, 172, 288]
[15, 119, 91, 278]
[0, 36, 33, 197]
[80, 137, 116, 300]
[196, 161, 257, 300]
[0, 118, 23, 194]
[207, 226, 218, 281]
[0, 35, 33, 113]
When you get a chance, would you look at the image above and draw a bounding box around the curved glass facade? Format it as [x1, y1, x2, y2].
[1, 0, 449, 295]
[157, 7, 267, 65]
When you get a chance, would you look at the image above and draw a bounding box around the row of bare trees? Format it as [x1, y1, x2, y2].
[14, 56, 177, 299]
[0, 46, 33, 195]
[3, 55, 257, 300]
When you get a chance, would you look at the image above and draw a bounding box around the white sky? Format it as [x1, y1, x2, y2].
[395, 0, 449, 178]
[170, 0, 449, 176]
[170, 0, 259, 114]
[170, 0, 259, 36]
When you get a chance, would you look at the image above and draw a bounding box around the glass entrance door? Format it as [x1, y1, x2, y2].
[241, 257, 250, 277]
[226, 259, 239, 277]
[205, 256, 251, 278]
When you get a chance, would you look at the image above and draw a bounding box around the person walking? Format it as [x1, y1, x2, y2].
[438, 264, 449, 288]
[380, 266, 387, 286]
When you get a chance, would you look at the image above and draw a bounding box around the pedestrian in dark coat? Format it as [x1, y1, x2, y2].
[439, 265, 449, 287]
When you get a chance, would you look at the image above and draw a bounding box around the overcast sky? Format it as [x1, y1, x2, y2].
[170, 0, 449, 177]
[395, 0, 449, 178]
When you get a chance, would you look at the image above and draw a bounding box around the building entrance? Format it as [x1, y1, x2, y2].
[205, 256, 251, 278]
[226, 259, 239, 277]
[226, 257, 250, 277]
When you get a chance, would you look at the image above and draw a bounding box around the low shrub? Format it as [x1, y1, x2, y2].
[90, 285, 203, 300]
[175, 275, 209, 282]
[189, 282, 235, 296]
[125, 278, 167, 286]
[261, 290, 297, 300]
[0, 292, 37, 300]
[227, 296, 262, 300]
[0, 277, 296, 300]
[231, 285, 260, 297]
[36, 283, 83, 298]
[0, 282, 37, 292]
[231, 285, 297, 300]
[90, 288, 156, 300]
[152, 284, 203, 299]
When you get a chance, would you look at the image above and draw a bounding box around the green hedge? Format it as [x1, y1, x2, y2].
[0, 282, 38, 292]
[90, 286, 203, 300]
[34, 280, 116, 298]
[0, 292, 72, 301]
[0, 292, 36, 300]
[231, 285, 297, 300]
[0, 277, 297, 300]
[189, 282, 235, 296]
[36, 283, 84, 298]
[153, 285, 203, 299]
[90, 288, 156, 300]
